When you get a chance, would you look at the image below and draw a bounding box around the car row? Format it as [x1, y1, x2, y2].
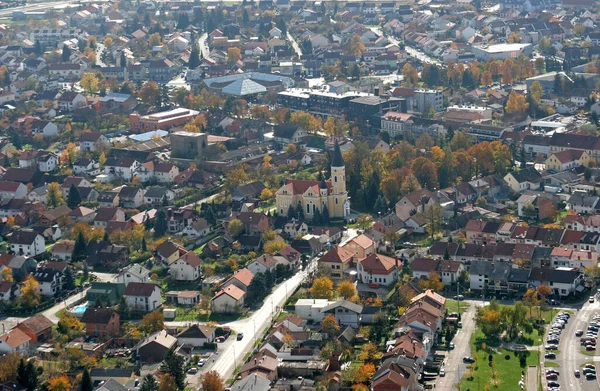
[546, 312, 569, 348]
[582, 314, 600, 351]
[575, 364, 597, 380]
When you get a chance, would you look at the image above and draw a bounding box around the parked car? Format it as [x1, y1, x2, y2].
[576, 330, 584, 337]
[439, 369, 445, 377]
[586, 345, 596, 351]
[545, 353, 556, 359]
[449, 342, 455, 350]
[586, 373, 597, 380]
[545, 345, 559, 350]
[546, 374, 558, 380]
[583, 368, 596, 374]
[547, 381, 560, 388]
[237, 333, 244, 341]
[198, 359, 206, 367]
[463, 357, 475, 363]
[187, 368, 198, 374]
[590, 297, 595, 303]
[546, 370, 559, 375]
[584, 364, 596, 369]
[215, 336, 226, 343]
[575, 370, 580, 377]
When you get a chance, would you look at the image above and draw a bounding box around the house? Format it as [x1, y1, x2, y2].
[230, 212, 270, 235]
[211, 285, 245, 313]
[155, 240, 186, 265]
[93, 379, 129, 391]
[239, 351, 279, 381]
[99, 93, 137, 113]
[0, 328, 30, 354]
[118, 186, 145, 208]
[135, 330, 178, 363]
[39, 205, 71, 226]
[56, 91, 86, 111]
[231, 374, 271, 391]
[232, 181, 266, 202]
[343, 234, 376, 259]
[468, 260, 512, 293]
[115, 264, 151, 286]
[504, 167, 543, 192]
[73, 158, 100, 175]
[93, 207, 125, 228]
[545, 149, 591, 171]
[181, 218, 212, 237]
[16, 314, 53, 342]
[568, 192, 599, 214]
[273, 124, 307, 144]
[9, 231, 44, 256]
[154, 163, 179, 183]
[395, 188, 442, 221]
[318, 246, 355, 280]
[32, 267, 64, 296]
[169, 252, 202, 281]
[165, 290, 201, 306]
[294, 298, 334, 322]
[86, 241, 129, 268]
[0, 281, 20, 301]
[86, 282, 125, 306]
[104, 158, 140, 181]
[247, 254, 285, 275]
[5, 255, 37, 281]
[145, 187, 175, 206]
[124, 283, 162, 312]
[80, 308, 120, 337]
[79, 132, 108, 152]
[0, 182, 27, 199]
[176, 324, 216, 347]
[19, 150, 58, 172]
[357, 253, 400, 286]
[530, 267, 584, 297]
[222, 268, 255, 292]
[321, 300, 363, 328]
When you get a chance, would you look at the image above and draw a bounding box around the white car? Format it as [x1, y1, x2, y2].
[439, 369, 445, 377]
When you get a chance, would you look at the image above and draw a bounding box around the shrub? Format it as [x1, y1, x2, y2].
[505, 355, 510, 360]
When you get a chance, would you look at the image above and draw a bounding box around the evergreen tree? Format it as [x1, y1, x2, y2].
[322, 204, 330, 224]
[161, 348, 185, 390]
[118, 296, 129, 319]
[62, 45, 72, 62]
[242, 8, 249, 23]
[265, 269, 275, 289]
[374, 195, 388, 215]
[162, 194, 169, 206]
[103, 231, 109, 241]
[313, 207, 322, 225]
[68, 184, 82, 209]
[34, 40, 42, 56]
[365, 171, 381, 210]
[189, 43, 201, 69]
[16, 359, 26, 389]
[154, 209, 169, 238]
[275, 16, 287, 35]
[64, 267, 75, 290]
[144, 214, 154, 230]
[140, 375, 158, 391]
[142, 237, 147, 252]
[73, 231, 87, 261]
[24, 361, 38, 391]
[81, 368, 93, 391]
[247, 272, 267, 302]
[287, 205, 296, 218]
[177, 12, 190, 29]
[444, 247, 450, 260]
[120, 52, 127, 67]
[83, 261, 89, 281]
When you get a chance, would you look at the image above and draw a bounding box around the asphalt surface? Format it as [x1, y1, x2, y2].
[551, 296, 600, 391]
[436, 301, 478, 391]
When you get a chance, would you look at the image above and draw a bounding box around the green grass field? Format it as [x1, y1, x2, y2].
[461, 329, 540, 391]
[445, 299, 470, 314]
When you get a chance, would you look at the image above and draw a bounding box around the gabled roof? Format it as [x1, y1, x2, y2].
[225, 268, 255, 287]
[507, 166, 542, 183]
[124, 282, 159, 297]
[213, 284, 245, 301]
[359, 253, 399, 274]
[322, 300, 363, 314]
[18, 314, 53, 333]
[178, 251, 202, 267]
[81, 308, 117, 324]
[319, 246, 354, 264]
[177, 324, 216, 340]
[0, 328, 30, 348]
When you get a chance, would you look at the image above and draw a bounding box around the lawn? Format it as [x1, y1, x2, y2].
[544, 361, 560, 367]
[445, 299, 470, 314]
[460, 329, 540, 391]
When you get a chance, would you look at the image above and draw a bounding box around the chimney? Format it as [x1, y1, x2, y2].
[374, 87, 380, 96]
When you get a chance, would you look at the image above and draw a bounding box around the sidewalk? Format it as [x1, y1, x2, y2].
[526, 365, 537, 391]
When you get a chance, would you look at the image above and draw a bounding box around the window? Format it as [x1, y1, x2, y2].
[335, 198, 338, 205]
[334, 176, 337, 182]
[306, 204, 310, 214]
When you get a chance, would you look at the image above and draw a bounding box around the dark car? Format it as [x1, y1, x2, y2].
[545, 353, 556, 359]
[547, 381, 560, 388]
[586, 373, 597, 380]
[546, 374, 558, 380]
[546, 370, 560, 375]
[463, 356, 475, 363]
[237, 333, 244, 341]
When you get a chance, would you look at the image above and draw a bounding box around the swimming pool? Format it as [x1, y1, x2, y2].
[72, 302, 88, 316]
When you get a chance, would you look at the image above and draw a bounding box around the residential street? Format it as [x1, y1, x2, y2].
[436, 301, 478, 391]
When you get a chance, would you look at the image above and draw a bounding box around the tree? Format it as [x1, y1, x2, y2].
[227, 47, 241, 64]
[139, 310, 165, 334]
[228, 218, 244, 238]
[476, 305, 502, 338]
[80, 73, 99, 94]
[529, 81, 543, 106]
[20, 275, 41, 307]
[247, 272, 267, 302]
[64, 267, 75, 290]
[189, 43, 201, 69]
[481, 71, 493, 86]
[355, 363, 376, 383]
[73, 231, 87, 261]
[34, 40, 42, 56]
[68, 184, 82, 209]
[310, 277, 334, 299]
[80, 368, 92, 391]
[337, 281, 357, 300]
[418, 271, 444, 292]
[48, 375, 72, 391]
[62, 45, 72, 62]
[402, 63, 418, 87]
[148, 33, 162, 47]
[201, 371, 224, 391]
[153, 209, 168, 238]
[47, 182, 65, 208]
[321, 314, 340, 336]
[411, 157, 438, 190]
[537, 284, 552, 299]
[264, 239, 287, 255]
[140, 375, 158, 391]
[158, 374, 177, 391]
[224, 167, 248, 193]
[457, 269, 470, 287]
[348, 34, 365, 56]
[522, 202, 536, 218]
[356, 214, 374, 231]
[1, 268, 12, 282]
[138, 81, 160, 105]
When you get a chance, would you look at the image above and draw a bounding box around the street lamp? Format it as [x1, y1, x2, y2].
[253, 318, 257, 348]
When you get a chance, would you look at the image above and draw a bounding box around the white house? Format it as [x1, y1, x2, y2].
[357, 253, 400, 286]
[33, 268, 64, 296]
[79, 132, 108, 152]
[211, 285, 245, 313]
[321, 301, 364, 328]
[9, 231, 45, 257]
[124, 283, 162, 312]
[105, 158, 140, 181]
[176, 324, 216, 347]
[31, 120, 58, 137]
[116, 264, 151, 286]
[154, 163, 179, 183]
[294, 298, 334, 322]
[0, 281, 19, 301]
[247, 254, 280, 275]
[530, 268, 584, 297]
[0, 328, 31, 354]
[169, 252, 202, 281]
[0, 182, 28, 199]
[73, 158, 100, 175]
[182, 218, 212, 238]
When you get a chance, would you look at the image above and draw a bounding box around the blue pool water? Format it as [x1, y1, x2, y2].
[72, 303, 88, 314]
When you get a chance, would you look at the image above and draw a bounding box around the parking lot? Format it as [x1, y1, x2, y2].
[541, 295, 600, 391]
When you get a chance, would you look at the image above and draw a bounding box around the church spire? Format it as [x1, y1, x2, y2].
[331, 140, 344, 167]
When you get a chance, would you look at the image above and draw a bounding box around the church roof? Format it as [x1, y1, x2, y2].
[332, 140, 344, 167]
[283, 179, 331, 195]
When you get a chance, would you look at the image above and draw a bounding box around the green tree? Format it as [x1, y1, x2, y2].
[228, 219, 244, 238]
[161, 349, 185, 390]
[140, 375, 158, 391]
[153, 209, 168, 238]
[68, 184, 82, 209]
[189, 43, 200, 69]
[62, 45, 72, 62]
[73, 231, 87, 261]
[247, 272, 267, 302]
[80, 368, 93, 391]
[64, 267, 75, 290]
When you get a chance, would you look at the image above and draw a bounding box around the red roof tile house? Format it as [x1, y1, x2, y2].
[318, 246, 355, 280]
[372, 361, 418, 391]
[211, 285, 245, 314]
[343, 234, 376, 259]
[0, 328, 31, 354]
[81, 308, 120, 337]
[222, 268, 255, 293]
[124, 283, 162, 313]
[357, 253, 401, 286]
[16, 314, 53, 342]
[169, 252, 202, 281]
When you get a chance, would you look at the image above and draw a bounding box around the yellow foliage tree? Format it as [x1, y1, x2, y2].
[80, 72, 99, 94]
[505, 91, 529, 114]
[336, 281, 357, 300]
[21, 275, 41, 307]
[264, 239, 287, 255]
[310, 277, 334, 299]
[48, 375, 72, 391]
[1, 267, 12, 282]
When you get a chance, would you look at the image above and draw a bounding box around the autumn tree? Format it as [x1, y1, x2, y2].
[476, 304, 502, 338]
[357, 342, 381, 362]
[20, 275, 41, 307]
[402, 63, 418, 87]
[80, 73, 99, 94]
[537, 284, 552, 300]
[355, 214, 374, 231]
[337, 281, 357, 300]
[321, 314, 340, 336]
[227, 219, 244, 238]
[201, 371, 224, 391]
[505, 91, 529, 114]
[411, 157, 439, 190]
[418, 271, 444, 292]
[355, 363, 376, 383]
[1, 268, 12, 282]
[138, 310, 165, 334]
[47, 182, 65, 208]
[47, 375, 71, 391]
[264, 239, 287, 255]
[310, 277, 334, 299]
[522, 288, 541, 317]
[158, 374, 177, 391]
[481, 71, 493, 86]
[225, 166, 248, 193]
[348, 34, 365, 56]
[227, 47, 241, 63]
[138, 81, 160, 105]
[529, 81, 543, 106]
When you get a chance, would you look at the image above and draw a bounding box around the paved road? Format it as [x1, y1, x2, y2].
[197, 33, 209, 59]
[437, 301, 478, 391]
[0, 0, 72, 17]
[553, 297, 600, 391]
[287, 32, 302, 58]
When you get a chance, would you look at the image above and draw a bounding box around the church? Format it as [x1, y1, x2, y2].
[275, 142, 350, 220]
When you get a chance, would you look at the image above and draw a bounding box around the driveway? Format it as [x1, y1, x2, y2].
[436, 301, 478, 391]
